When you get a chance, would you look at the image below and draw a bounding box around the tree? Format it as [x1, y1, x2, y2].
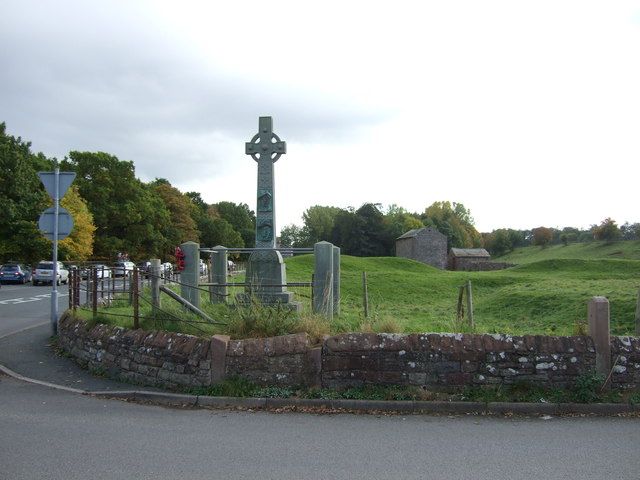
[331, 208, 363, 255]
[152, 180, 199, 245]
[302, 205, 342, 245]
[58, 185, 96, 260]
[214, 201, 255, 248]
[620, 222, 640, 240]
[484, 229, 512, 256]
[199, 216, 243, 248]
[422, 201, 481, 249]
[329, 204, 393, 256]
[279, 224, 307, 248]
[61, 151, 172, 259]
[592, 218, 621, 243]
[0, 123, 52, 263]
[384, 204, 424, 243]
[356, 203, 392, 256]
[532, 227, 553, 247]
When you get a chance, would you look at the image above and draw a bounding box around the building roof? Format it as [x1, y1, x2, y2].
[396, 227, 443, 240]
[449, 248, 491, 258]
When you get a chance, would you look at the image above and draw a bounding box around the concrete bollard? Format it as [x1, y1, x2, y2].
[588, 296, 611, 377]
[211, 246, 228, 304]
[180, 241, 200, 309]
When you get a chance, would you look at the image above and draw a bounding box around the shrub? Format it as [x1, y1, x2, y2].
[571, 371, 605, 403]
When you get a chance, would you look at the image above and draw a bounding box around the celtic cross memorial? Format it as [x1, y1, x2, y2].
[245, 116, 286, 249]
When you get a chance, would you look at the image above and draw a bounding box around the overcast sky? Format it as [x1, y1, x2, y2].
[2, 1, 639, 234]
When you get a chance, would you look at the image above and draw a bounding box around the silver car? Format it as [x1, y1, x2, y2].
[33, 261, 69, 286]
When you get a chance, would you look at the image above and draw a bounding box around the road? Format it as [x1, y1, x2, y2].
[0, 282, 67, 337]
[1, 280, 639, 479]
[0, 377, 638, 480]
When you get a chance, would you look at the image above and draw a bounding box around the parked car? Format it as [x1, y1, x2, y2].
[113, 261, 135, 277]
[161, 262, 173, 278]
[80, 264, 111, 279]
[33, 261, 69, 285]
[0, 263, 33, 284]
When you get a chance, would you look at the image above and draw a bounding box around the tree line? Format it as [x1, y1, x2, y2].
[1, 122, 637, 264]
[0, 123, 255, 264]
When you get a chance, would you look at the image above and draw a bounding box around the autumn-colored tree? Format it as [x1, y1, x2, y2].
[152, 179, 199, 245]
[58, 185, 96, 260]
[532, 226, 553, 247]
[592, 218, 621, 243]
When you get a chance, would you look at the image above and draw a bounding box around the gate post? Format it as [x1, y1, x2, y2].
[211, 246, 228, 304]
[180, 241, 200, 309]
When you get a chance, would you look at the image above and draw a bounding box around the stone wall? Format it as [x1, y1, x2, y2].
[58, 315, 213, 389]
[225, 334, 320, 386]
[58, 315, 640, 391]
[322, 333, 640, 390]
[57, 315, 316, 390]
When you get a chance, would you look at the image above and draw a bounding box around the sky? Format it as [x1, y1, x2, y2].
[1, 1, 639, 234]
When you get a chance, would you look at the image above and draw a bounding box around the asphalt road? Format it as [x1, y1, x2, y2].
[0, 282, 65, 337]
[1, 376, 639, 480]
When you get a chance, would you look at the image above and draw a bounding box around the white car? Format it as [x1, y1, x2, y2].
[161, 262, 173, 278]
[113, 261, 135, 277]
[93, 265, 111, 278]
[33, 261, 69, 286]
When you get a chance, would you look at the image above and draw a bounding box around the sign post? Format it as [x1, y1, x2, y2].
[38, 168, 76, 334]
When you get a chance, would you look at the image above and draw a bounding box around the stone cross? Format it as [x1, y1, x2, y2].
[245, 116, 286, 249]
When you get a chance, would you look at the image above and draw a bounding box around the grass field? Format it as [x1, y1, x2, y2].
[496, 240, 640, 264]
[78, 241, 640, 338]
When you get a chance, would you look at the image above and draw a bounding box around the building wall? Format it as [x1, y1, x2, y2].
[396, 229, 448, 270]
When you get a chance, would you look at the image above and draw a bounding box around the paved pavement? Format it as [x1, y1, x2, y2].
[0, 322, 157, 392]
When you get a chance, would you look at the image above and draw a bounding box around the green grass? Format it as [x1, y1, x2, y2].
[76, 244, 640, 337]
[496, 240, 640, 264]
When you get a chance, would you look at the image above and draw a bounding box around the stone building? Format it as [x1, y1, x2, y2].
[395, 227, 448, 269]
[448, 248, 491, 270]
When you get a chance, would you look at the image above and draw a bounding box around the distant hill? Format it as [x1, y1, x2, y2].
[495, 240, 640, 264]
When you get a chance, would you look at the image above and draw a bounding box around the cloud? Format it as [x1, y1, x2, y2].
[0, 1, 391, 184]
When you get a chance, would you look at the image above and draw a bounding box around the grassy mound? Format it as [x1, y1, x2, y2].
[78, 252, 639, 338]
[496, 240, 640, 264]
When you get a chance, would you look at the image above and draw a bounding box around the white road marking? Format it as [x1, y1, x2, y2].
[0, 293, 69, 305]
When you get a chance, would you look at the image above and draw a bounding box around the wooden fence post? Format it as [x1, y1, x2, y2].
[68, 268, 74, 309]
[635, 288, 640, 336]
[456, 285, 465, 321]
[92, 267, 98, 320]
[75, 268, 80, 308]
[150, 259, 161, 315]
[466, 280, 475, 328]
[362, 271, 369, 318]
[132, 267, 139, 329]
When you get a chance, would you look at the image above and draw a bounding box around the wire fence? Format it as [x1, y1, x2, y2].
[68, 264, 314, 332]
